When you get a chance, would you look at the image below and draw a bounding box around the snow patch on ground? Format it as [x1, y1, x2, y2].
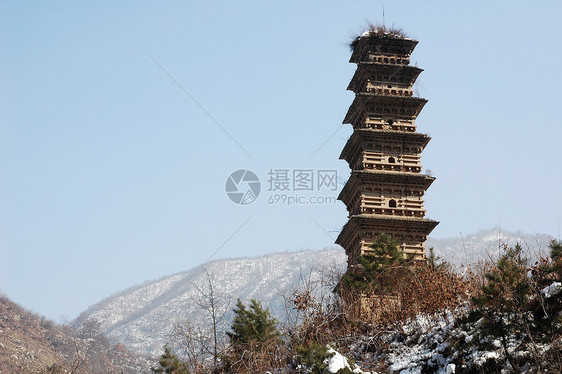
[347, 307, 530, 373]
[541, 282, 562, 298]
[326, 347, 368, 373]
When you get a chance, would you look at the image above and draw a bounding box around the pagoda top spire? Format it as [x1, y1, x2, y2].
[349, 25, 418, 63]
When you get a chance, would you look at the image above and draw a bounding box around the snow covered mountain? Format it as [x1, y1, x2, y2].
[74, 227, 553, 356]
[427, 226, 553, 266]
[74, 248, 346, 355]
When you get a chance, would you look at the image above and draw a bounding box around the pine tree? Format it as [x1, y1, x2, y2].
[368, 233, 410, 272]
[550, 239, 562, 280]
[427, 246, 446, 271]
[296, 341, 334, 373]
[471, 244, 531, 367]
[151, 345, 189, 374]
[529, 239, 562, 344]
[227, 299, 280, 348]
[224, 299, 282, 372]
[342, 233, 413, 293]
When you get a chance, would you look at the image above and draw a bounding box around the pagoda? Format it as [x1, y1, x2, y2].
[336, 28, 438, 272]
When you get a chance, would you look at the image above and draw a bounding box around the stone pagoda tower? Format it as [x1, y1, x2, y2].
[336, 28, 438, 271]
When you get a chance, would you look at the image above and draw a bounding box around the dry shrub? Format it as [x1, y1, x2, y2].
[282, 260, 477, 344]
[277, 266, 370, 368]
[399, 263, 476, 317]
[338, 261, 478, 328]
[222, 341, 288, 374]
[542, 336, 562, 373]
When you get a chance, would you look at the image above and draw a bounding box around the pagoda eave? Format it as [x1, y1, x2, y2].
[339, 130, 431, 162]
[350, 37, 418, 63]
[338, 170, 435, 204]
[343, 94, 427, 125]
[347, 64, 423, 92]
[336, 214, 439, 249]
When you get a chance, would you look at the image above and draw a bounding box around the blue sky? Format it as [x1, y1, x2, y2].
[1, 1, 561, 321]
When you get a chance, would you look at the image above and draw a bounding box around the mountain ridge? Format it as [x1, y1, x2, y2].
[74, 248, 346, 354]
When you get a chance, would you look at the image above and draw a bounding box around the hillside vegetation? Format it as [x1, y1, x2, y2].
[151, 239, 562, 373]
[0, 296, 151, 373]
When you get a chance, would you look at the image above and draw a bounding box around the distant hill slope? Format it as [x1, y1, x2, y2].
[74, 248, 346, 355]
[0, 295, 151, 373]
[0, 295, 60, 373]
[427, 226, 553, 266]
[75, 227, 553, 356]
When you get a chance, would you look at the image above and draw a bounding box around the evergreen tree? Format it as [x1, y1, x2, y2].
[458, 242, 562, 370]
[224, 299, 282, 372]
[550, 239, 562, 280]
[151, 345, 189, 374]
[342, 233, 413, 293]
[227, 299, 280, 348]
[296, 341, 334, 373]
[367, 233, 410, 272]
[427, 246, 446, 271]
[529, 239, 562, 343]
[550, 239, 562, 260]
[471, 244, 531, 366]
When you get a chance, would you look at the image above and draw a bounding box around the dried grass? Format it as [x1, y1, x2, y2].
[350, 23, 408, 51]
